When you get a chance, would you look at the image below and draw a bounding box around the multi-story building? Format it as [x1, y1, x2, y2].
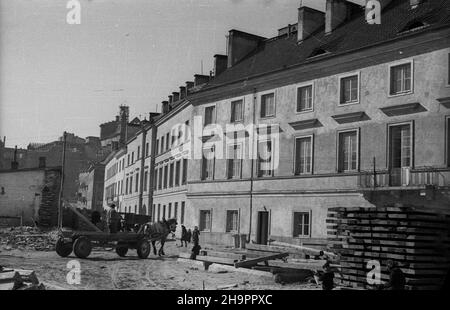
[184, 0, 450, 246]
[101, 0, 450, 247]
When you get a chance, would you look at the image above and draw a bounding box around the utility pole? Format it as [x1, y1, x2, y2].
[58, 131, 67, 230]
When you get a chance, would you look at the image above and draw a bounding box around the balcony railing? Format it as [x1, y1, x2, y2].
[358, 167, 448, 189]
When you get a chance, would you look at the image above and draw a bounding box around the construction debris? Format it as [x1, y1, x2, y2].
[327, 205, 450, 290]
[0, 267, 45, 290]
[0, 226, 58, 251]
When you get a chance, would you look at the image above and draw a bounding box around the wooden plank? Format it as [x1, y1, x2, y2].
[68, 205, 102, 232]
[234, 253, 289, 268]
[195, 256, 238, 266]
[200, 250, 245, 260]
[270, 241, 336, 257]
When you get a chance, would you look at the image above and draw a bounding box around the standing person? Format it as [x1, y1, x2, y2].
[181, 225, 188, 247]
[187, 229, 192, 244]
[190, 226, 201, 259]
[106, 204, 120, 234]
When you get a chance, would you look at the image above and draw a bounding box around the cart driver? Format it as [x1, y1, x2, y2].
[106, 204, 120, 234]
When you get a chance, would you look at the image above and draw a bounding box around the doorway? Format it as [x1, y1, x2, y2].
[256, 211, 269, 245]
[388, 123, 412, 186]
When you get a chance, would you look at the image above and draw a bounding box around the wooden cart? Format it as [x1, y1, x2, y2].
[55, 230, 153, 259]
[55, 205, 154, 259]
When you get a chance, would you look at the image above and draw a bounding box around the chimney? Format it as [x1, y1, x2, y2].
[325, 0, 347, 34]
[39, 157, 46, 168]
[214, 55, 228, 77]
[119, 105, 129, 145]
[186, 81, 194, 91]
[168, 95, 173, 105]
[298, 6, 325, 42]
[172, 92, 180, 102]
[179, 86, 187, 99]
[278, 24, 298, 37]
[227, 30, 266, 68]
[194, 74, 210, 87]
[162, 101, 169, 114]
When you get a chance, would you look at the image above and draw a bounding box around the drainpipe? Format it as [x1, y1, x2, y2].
[138, 124, 146, 215]
[247, 88, 257, 243]
[148, 121, 157, 222]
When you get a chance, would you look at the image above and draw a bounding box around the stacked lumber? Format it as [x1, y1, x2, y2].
[327, 206, 450, 290]
[0, 267, 45, 290]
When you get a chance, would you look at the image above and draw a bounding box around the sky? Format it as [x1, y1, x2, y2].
[0, 0, 365, 148]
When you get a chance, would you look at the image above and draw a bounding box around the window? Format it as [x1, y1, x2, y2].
[166, 133, 170, 151]
[156, 139, 159, 155]
[199, 210, 211, 232]
[171, 129, 176, 147]
[144, 171, 148, 191]
[129, 176, 133, 193]
[295, 136, 313, 175]
[169, 162, 174, 188]
[297, 85, 313, 112]
[157, 204, 161, 221]
[226, 210, 239, 233]
[152, 204, 156, 221]
[125, 178, 129, 194]
[146, 143, 149, 157]
[227, 144, 242, 179]
[164, 165, 168, 189]
[204, 106, 216, 126]
[257, 140, 273, 177]
[185, 120, 190, 141]
[338, 130, 359, 172]
[340, 74, 359, 104]
[260, 93, 275, 118]
[168, 203, 172, 219]
[127, 154, 130, 166]
[182, 159, 188, 185]
[175, 161, 181, 186]
[389, 124, 412, 169]
[158, 167, 163, 190]
[293, 212, 310, 237]
[448, 118, 450, 167]
[231, 99, 244, 123]
[131, 152, 134, 164]
[161, 136, 165, 153]
[201, 146, 215, 180]
[135, 173, 139, 192]
[134, 205, 137, 214]
[153, 169, 158, 190]
[163, 205, 166, 220]
[137, 146, 140, 159]
[390, 62, 412, 95]
[174, 202, 178, 221]
[181, 202, 185, 224]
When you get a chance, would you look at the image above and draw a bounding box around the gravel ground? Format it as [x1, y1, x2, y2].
[0, 240, 320, 290]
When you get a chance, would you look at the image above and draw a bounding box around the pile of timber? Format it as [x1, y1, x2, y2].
[327, 206, 450, 290]
[0, 266, 45, 290]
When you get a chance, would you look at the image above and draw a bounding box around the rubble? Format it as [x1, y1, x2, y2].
[0, 226, 58, 252]
[0, 267, 46, 290]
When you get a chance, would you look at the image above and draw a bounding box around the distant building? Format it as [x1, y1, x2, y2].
[100, 105, 143, 150]
[26, 133, 107, 201]
[76, 163, 105, 211]
[0, 166, 61, 227]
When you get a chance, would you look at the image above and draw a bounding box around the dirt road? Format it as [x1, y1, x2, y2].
[0, 241, 319, 290]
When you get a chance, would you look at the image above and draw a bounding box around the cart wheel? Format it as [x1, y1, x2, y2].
[73, 236, 92, 259]
[136, 239, 151, 259]
[55, 238, 72, 257]
[116, 243, 128, 257]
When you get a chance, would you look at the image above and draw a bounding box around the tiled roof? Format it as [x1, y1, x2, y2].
[204, 0, 450, 89]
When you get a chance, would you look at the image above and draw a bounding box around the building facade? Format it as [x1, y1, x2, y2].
[101, 0, 450, 247]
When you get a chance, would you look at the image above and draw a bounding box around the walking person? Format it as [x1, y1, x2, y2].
[106, 204, 120, 234]
[181, 225, 188, 247]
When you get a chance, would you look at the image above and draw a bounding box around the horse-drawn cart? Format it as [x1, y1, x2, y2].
[55, 230, 153, 259]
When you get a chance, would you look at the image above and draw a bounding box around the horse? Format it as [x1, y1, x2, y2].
[138, 218, 177, 256]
